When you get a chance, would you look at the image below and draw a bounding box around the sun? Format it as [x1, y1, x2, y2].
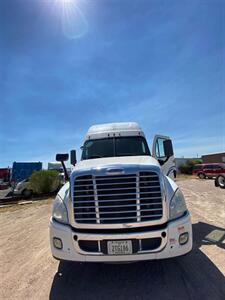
[57, 0, 74, 2]
[56, 0, 75, 5]
[54, 0, 76, 14]
[53, 0, 88, 39]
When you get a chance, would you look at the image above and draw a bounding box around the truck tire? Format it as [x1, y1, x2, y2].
[216, 175, 225, 189]
[198, 173, 206, 179]
[22, 189, 33, 198]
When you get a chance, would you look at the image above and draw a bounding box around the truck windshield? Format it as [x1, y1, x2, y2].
[81, 136, 150, 160]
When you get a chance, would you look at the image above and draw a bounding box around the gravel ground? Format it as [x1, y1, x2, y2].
[0, 179, 224, 300]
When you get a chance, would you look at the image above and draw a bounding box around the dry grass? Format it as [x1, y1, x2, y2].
[176, 174, 196, 181]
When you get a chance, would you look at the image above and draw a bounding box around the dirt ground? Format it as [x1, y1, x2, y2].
[0, 179, 224, 300]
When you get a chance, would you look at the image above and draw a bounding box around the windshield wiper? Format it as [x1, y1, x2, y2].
[116, 153, 140, 156]
[88, 155, 103, 159]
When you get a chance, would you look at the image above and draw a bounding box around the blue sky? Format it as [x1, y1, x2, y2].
[0, 0, 224, 167]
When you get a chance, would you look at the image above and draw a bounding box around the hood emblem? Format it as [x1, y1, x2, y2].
[106, 168, 125, 176]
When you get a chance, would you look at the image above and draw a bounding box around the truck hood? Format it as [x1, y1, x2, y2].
[59, 155, 178, 203]
[73, 156, 160, 172]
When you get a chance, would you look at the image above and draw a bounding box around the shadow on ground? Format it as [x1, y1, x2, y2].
[49, 222, 225, 300]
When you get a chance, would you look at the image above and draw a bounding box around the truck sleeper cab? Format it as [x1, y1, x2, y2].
[50, 122, 192, 262]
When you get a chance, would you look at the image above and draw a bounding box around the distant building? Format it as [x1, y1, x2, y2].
[48, 162, 63, 171]
[202, 152, 225, 164]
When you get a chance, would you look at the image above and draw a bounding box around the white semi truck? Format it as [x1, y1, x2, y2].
[49, 122, 192, 262]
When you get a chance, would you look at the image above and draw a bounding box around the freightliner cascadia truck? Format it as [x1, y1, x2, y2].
[50, 122, 192, 262]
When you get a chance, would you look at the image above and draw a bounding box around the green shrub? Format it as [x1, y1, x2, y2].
[179, 159, 202, 175]
[28, 170, 60, 194]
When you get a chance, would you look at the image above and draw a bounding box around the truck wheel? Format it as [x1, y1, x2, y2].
[217, 175, 225, 189]
[22, 189, 33, 198]
[198, 173, 206, 179]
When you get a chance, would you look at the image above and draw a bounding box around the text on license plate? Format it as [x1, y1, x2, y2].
[107, 240, 133, 255]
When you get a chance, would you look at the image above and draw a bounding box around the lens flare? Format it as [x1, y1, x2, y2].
[55, 0, 88, 39]
[56, 0, 74, 4]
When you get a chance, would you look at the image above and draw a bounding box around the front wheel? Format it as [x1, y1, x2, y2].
[22, 189, 33, 198]
[198, 173, 206, 179]
[216, 175, 225, 189]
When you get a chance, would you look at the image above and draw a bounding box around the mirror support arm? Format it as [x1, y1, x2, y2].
[56, 153, 69, 181]
[61, 161, 69, 181]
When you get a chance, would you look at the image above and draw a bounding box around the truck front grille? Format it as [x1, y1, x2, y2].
[73, 172, 163, 224]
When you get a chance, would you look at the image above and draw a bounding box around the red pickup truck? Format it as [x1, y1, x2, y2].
[193, 163, 225, 179]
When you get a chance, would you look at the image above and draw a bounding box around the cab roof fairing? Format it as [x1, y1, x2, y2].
[85, 122, 146, 141]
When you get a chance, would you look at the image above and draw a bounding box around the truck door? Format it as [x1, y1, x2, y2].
[152, 135, 176, 180]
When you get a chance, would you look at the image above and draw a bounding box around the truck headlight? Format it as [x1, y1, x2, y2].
[169, 189, 187, 220]
[52, 195, 68, 224]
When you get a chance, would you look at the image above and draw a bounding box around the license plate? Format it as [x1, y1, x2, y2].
[107, 240, 133, 255]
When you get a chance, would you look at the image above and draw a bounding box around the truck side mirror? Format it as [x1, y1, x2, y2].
[56, 153, 69, 162]
[163, 139, 174, 157]
[70, 150, 77, 166]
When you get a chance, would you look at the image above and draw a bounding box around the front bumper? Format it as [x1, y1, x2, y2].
[13, 189, 22, 195]
[49, 213, 192, 262]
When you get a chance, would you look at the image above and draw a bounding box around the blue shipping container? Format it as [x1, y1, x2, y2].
[11, 162, 42, 183]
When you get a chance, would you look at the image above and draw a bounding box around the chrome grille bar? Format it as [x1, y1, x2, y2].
[93, 177, 100, 224]
[73, 186, 160, 192]
[74, 180, 160, 187]
[75, 214, 163, 221]
[74, 197, 162, 204]
[74, 175, 158, 182]
[73, 191, 161, 198]
[74, 202, 162, 209]
[74, 208, 162, 215]
[136, 172, 141, 222]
